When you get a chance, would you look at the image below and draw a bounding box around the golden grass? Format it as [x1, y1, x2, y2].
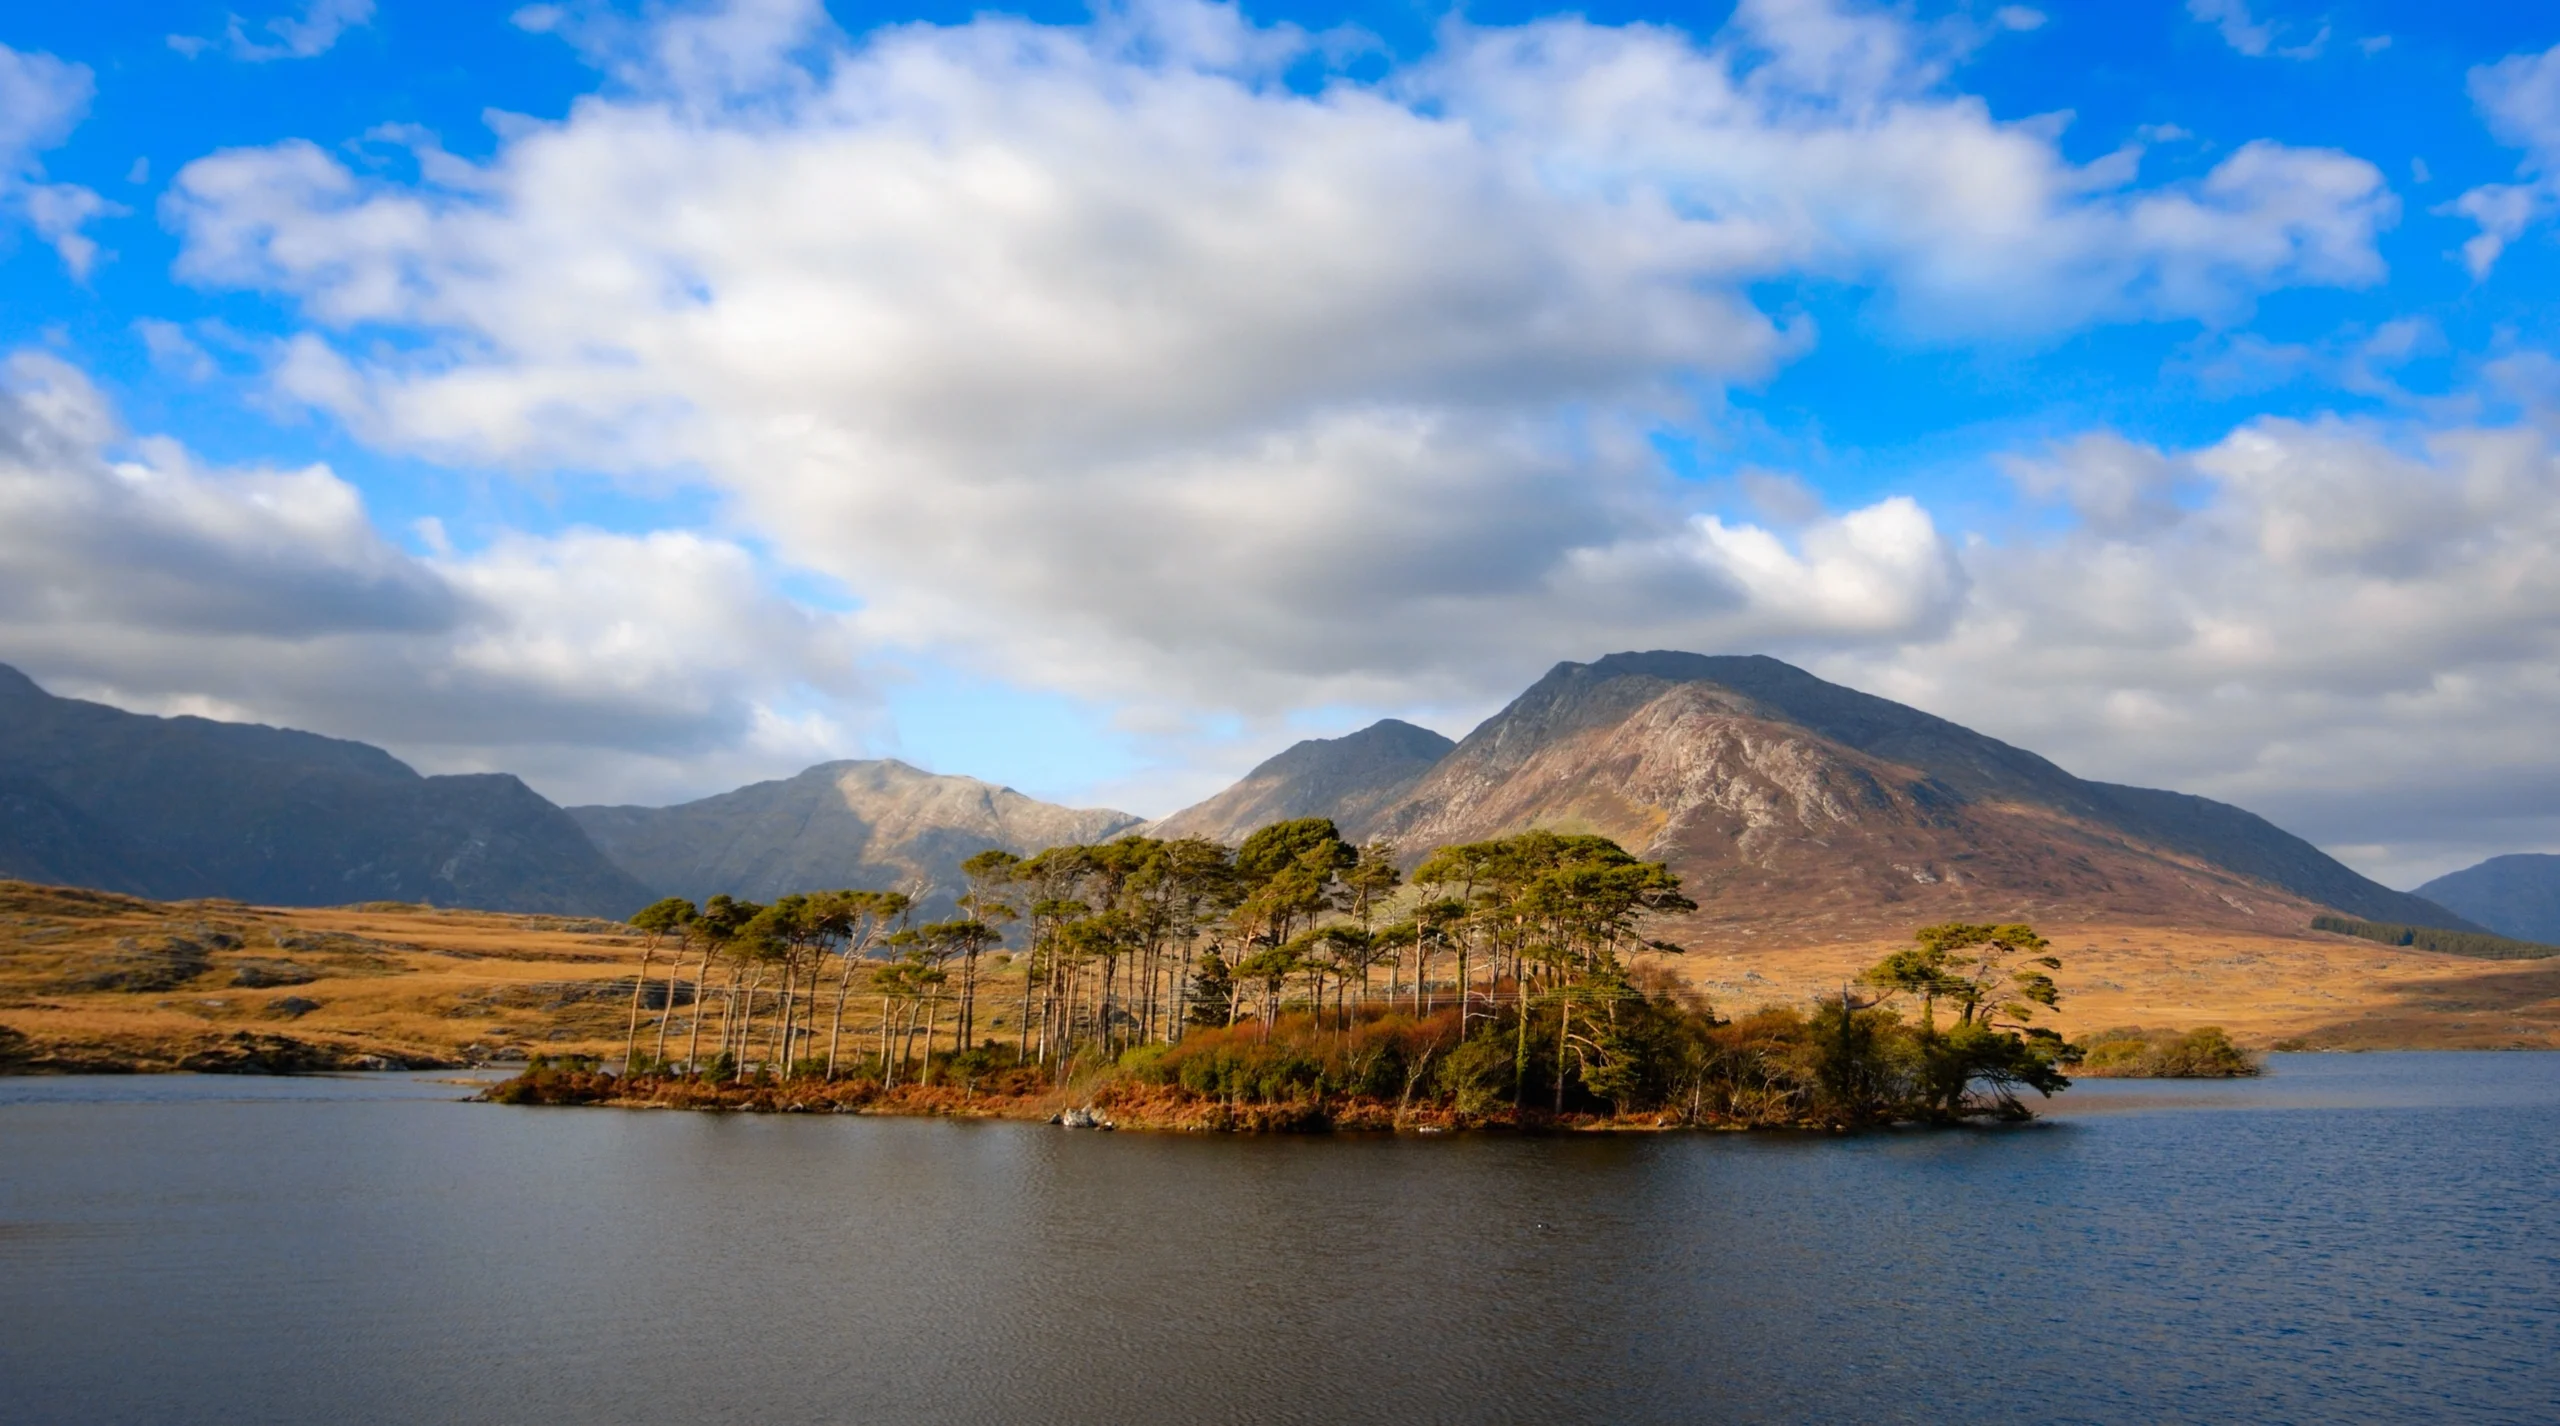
[5, 878, 2554, 1071]
[1672, 924, 2560, 1050]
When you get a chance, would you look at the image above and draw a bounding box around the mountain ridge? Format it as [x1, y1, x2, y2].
[2417, 854, 2560, 943]
[0, 654, 2490, 936]
[1147, 718, 1454, 844]
[570, 758, 1142, 912]
[1160, 651, 2480, 937]
[0, 664, 652, 915]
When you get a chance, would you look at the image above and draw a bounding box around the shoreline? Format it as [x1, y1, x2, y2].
[469, 1063, 2281, 1133]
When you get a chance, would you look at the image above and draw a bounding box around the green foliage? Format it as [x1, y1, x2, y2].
[1435, 1031, 1517, 1116]
[2310, 914, 2560, 960]
[2076, 1026, 2262, 1078]
[628, 896, 697, 937]
[1186, 949, 1235, 1026]
[1819, 921, 2076, 1122]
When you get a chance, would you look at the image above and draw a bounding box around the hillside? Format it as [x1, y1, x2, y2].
[2418, 854, 2560, 943]
[0, 666, 650, 917]
[572, 759, 1141, 912]
[1148, 719, 1454, 844]
[1163, 652, 2479, 938]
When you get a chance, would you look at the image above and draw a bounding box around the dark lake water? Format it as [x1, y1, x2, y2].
[3, 1054, 2556, 1424]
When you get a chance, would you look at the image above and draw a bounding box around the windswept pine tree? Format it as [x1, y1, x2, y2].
[544, 829, 2078, 1130]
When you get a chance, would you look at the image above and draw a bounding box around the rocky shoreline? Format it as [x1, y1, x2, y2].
[0, 1024, 469, 1075]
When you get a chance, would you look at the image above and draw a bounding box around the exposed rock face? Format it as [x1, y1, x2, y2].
[571, 759, 1142, 911]
[1164, 651, 2481, 937]
[2418, 854, 2560, 942]
[0, 664, 652, 916]
[1147, 719, 1455, 844]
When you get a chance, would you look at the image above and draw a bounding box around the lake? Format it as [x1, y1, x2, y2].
[3, 1053, 2555, 1423]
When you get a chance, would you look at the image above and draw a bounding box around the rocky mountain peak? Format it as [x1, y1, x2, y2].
[1148, 718, 1456, 844]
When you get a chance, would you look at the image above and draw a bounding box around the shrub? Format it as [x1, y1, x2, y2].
[2075, 1026, 2262, 1078]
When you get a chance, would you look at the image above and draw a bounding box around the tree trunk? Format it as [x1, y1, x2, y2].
[826, 957, 858, 1080]
[1515, 987, 1533, 1110]
[712, 962, 740, 1072]
[1554, 998, 1570, 1116]
[772, 958, 797, 1077]
[683, 945, 716, 1073]
[622, 941, 655, 1074]
[885, 993, 906, 1085]
[655, 942, 686, 1067]
[1018, 949, 1036, 1063]
[1457, 937, 1471, 1036]
[734, 966, 764, 1080]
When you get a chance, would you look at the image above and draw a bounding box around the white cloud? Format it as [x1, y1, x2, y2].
[1834, 404, 2560, 886]
[173, 0, 377, 63]
[159, 0, 2394, 728]
[0, 43, 113, 276]
[0, 350, 867, 805]
[135, 318, 217, 380]
[2451, 43, 2560, 277]
[2187, 0, 2328, 61]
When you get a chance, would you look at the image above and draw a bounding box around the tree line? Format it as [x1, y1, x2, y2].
[600, 821, 2074, 1126]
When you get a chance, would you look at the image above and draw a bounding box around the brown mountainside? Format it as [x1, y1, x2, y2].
[1166, 652, 2477, 939]
[572, 759, 1141, 912]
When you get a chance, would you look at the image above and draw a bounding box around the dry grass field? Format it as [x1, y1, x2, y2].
[1678, 924, 2560, 1050]
[0, 881, 659, 1071]
[3, 878, 2555, 1072]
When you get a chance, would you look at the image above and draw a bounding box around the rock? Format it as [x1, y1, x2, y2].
[63, 935, 213, 992]
[177, 1031, 340, 1074]
[268, 996, 322, 1018]
[230, 959, 322, 989]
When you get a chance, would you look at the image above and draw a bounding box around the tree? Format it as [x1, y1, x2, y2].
[821, 890, 910, 1079]
[956, 850, 1023, 1049]
[624, 896, 696, 1072]
[685, 894, 762, 1074]
[1859, 923, 2068, 1120]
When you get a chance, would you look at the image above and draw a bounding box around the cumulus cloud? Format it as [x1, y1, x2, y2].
[0, 350, 866, 805]
[0, 43, 113, 276]
[158, 0, 2392, 726]
[171, 0, 377, 63]
[1832, 405, 2560, 885]
[2451, 43, 2560, 277]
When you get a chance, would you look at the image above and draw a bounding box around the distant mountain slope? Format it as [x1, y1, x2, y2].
[1148, 719, 1454, 844]
[0, 776, 190, 898]
[2417, 854, 2560, 943]
[1161, 651, 2482, 936]
[571, 759, 1142, 911]
[0, 665, 652, 916]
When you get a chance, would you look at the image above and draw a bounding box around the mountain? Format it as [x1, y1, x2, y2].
[0, 664, 651, 916]
[1162, 651, 2481, 937]
[2416, 854, 2560, 943]
[570, 759, 1142, 912]
[1148, 719, 1455, 844]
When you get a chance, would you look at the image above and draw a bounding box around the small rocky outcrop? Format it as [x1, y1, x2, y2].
[230, 959, 322, 988]
[62, 934, 217, 992]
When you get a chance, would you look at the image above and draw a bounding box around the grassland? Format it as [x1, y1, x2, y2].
[5, 877, 2556, 1075]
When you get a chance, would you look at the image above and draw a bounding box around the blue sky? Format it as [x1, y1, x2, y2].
[5, 0, 2560, 886]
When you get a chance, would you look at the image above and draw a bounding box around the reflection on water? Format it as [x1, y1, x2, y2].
[4, 1054, 2556, 1424]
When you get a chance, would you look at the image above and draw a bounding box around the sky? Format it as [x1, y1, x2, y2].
[4, 0, 2560, 889]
